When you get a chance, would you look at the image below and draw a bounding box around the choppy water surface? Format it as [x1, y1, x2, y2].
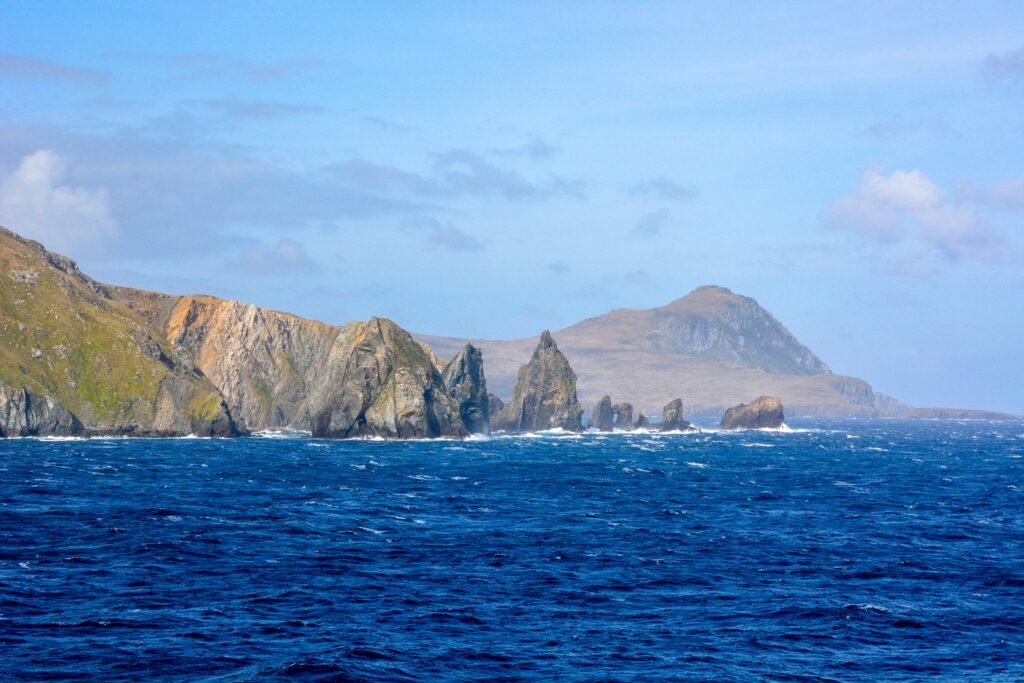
[2, 420, 1023, 681]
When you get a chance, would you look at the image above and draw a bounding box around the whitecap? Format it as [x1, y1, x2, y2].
[686, 462, 709, 469]
[846, 603, 889, 613]
[254, 429, 311, 439]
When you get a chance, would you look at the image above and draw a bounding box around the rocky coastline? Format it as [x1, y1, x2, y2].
[2, 226, 1011, 439]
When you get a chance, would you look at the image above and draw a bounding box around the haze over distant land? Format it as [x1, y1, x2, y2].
[1, 3, 1022, 413]
[420, 286, 906, 419]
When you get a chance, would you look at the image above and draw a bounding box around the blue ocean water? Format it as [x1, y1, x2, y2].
[1, 421, 1022, 682]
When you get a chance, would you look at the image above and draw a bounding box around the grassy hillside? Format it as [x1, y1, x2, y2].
[0, 226, 233, 435]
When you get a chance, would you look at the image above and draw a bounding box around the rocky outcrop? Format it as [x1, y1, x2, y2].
[0, 226, 240, 437]
[0, 384, 81, 437]
[492, 331, 583, 432]
[612, 402, 634, 430]
[660, 398, 695, 432]
[159, 296, 467, 438]
[487, 394, 505, 422]
[719, 396, 785, 430]
[442, 344, 489, 435]
[591, 395, 614, 431]
[635, 413, 649, 429]
[310, 318, 466, 439]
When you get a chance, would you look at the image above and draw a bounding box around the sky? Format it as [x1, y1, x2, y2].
[1, 1, 1022, 413]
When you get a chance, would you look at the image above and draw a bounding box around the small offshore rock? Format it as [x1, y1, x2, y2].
[661, 399, 695, 432]
[719, 395, 785, 430]
[591, 395, 614, 431]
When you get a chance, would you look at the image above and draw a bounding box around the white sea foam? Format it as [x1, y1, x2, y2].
[28, 435, 86, 442]
[685, 462, 709, 469]
[254, 429, 311, 439]
[847, 603, 889, 613]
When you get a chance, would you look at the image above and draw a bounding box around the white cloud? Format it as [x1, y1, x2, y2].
[0, 150, 116, 254]
[827, 168, 1013, 265]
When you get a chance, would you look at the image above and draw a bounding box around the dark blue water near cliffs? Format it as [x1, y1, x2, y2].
[2, 421, 1023, 681]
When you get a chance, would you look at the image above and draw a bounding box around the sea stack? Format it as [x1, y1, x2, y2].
[719, 396, 785, 430]
[442, 343, 490, 435]
[660, 398, 695, 432]
[613, 402, 634, 430]
[591, 395, 614, 431]
[492, 331, 584, 432]
[635, 413, 650, 429]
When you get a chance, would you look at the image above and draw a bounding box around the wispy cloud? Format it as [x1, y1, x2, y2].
[193, 99, 326, 120]
[433, 149, 583, 200]
[826, 167, 1016, 265]
[982, 47, 1024, 86]
[359, 116, 421, 134]
[629, 176, 697, 201]
[232, 238, 321, 275]
[328, 149, 584, 202]
[865, 115, 956, 138]
[633, 207, 671, 237]
[961, 176, 1024, 210]
[118, 52, 325, 83]
[546, 261, 571, 274]
[402, 216, 483, 252]
[0, 52, 110, 86]
[624, 269, 655, 286]
[488, 136, 557, 161]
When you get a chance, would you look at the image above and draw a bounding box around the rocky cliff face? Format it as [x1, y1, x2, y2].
[160, 295, 341, 431]
[591, 395, 614, 431]
[613, 402, 634, 430]
[0, 226, 472, 440]
[660, 398, 695, 432]
[635, 413, 650, 429]
[493, 331, 583, 432]
[156, 294, 468, 439]
[442, 344, 489, 435]
[0, 384, 81, 437]
[719, 396, 785, 430]
[0, 226, 239, 437]
[487, 393, 505, 422]
[310, 318, 466, 439]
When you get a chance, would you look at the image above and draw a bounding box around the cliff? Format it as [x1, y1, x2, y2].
[0, 225, 470, 439]
[492, 331, 584, 432]
[146, 294, 467, 438]
[0, 226, 237, 437]
[442, 344, 490, 435]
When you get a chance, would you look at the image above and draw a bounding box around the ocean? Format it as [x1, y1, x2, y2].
[1, 421, 1022, 681]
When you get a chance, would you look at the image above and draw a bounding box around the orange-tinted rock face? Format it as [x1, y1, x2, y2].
[163, 296, 467, 438]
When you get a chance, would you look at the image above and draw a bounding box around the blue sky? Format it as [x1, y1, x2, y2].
[1, 1, 1023, 413]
